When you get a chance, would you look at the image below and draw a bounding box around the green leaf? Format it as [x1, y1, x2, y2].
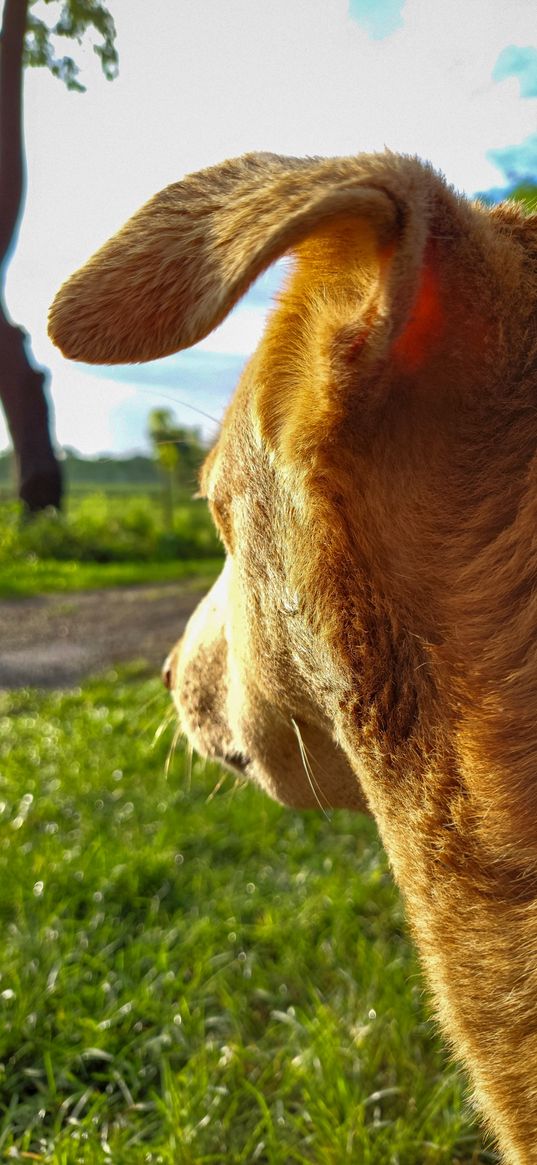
[24, 0, 118, 88]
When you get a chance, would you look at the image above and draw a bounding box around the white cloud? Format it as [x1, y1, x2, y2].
[196, 305, 270, 356]
[44, 354, 141, 455]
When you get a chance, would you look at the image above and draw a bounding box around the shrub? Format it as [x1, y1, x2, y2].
[0, 493, 222, 566]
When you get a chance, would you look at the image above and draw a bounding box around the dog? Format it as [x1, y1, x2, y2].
[49, 150, 537, 1164]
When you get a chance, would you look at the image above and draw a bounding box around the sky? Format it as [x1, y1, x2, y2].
[3, 0, 537, 456]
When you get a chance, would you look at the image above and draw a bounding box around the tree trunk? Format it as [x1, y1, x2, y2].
[0, 0, 62, 510]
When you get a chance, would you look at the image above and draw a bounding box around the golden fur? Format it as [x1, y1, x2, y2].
[50, 151, 537, 1164]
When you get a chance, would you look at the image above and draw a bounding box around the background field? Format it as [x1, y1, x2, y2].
[0, 490, 223, 598]
[0, 469, 497, 1163]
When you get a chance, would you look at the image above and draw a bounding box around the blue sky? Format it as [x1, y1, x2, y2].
[493, 45, 537, 97]
[4, 0, 537, 456]
[348, 0, 404, 40]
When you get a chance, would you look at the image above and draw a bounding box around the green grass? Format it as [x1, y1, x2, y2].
[0, 494, 224, 597]
[0, 558, 222, 599]
[0, 667, 495, 1163]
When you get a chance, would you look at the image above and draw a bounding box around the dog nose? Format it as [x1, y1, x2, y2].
[162, 650, 176, 691]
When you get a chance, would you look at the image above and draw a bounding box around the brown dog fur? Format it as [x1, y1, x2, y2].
[49, 151, 537, 1164]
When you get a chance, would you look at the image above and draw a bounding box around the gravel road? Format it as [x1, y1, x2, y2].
[0, 582, 206, 688]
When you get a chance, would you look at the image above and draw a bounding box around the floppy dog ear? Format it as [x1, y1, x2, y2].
[48, 151, 454, 365]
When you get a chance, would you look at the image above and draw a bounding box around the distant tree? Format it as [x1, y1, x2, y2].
[149, 408, 179, 532]
[0, 0, 118, 510]
[148, 408, 206, 530]
[509, 183, 537, 212]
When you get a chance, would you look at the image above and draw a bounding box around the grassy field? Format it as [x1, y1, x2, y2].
[0, 666, 495, 1164]
[0, 493, 223, 598]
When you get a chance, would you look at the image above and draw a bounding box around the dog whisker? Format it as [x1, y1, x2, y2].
[205, 767, 231, 803]
[186, 740, 194, 793]
[150, 706, 176, 748]
[134, 691, 173, 736]
[135, 689, 169, 716]
[164, 722, 183, 780]
[229, 776, 247, 798]
[132, 384, 221, 425]
[291, 718, 333, 821]
[139, 708, 166, 737]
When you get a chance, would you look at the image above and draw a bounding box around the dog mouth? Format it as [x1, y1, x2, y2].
[222, 750, 251, 774]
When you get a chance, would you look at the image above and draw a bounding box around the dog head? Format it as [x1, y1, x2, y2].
[49, 152, 537, 821]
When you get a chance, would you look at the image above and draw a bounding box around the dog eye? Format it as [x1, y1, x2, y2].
[209, 496, 234, 553]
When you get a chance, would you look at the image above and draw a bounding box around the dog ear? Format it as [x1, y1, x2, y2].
[48, 151, 453, 365]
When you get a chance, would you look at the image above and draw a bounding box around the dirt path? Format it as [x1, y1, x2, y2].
[0, 582, 206, 688]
